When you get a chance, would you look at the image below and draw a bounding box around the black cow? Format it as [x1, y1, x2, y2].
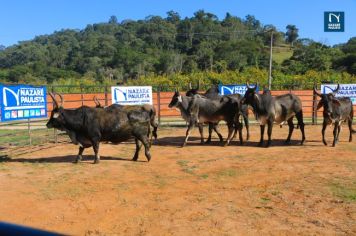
[314, 84, 356, 146]
[168, 90, 242, 147]
[242, 83, 305, 147]
[93, 96, 158, 142]
[46, 93, 152, 163]
[186, 82, 250, 141]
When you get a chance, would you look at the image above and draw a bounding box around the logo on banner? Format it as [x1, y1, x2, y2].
[321, 84, 356, 104]
[0, 84, 47, 122]
[111, 86, 153, 105]
[219, 84, 259, 96]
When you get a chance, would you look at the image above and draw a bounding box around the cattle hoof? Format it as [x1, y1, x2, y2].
[132, 157, 138, 161]
[93, 160, 100, 164]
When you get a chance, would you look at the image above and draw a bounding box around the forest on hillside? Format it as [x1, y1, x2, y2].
[0, 10, 355, 87]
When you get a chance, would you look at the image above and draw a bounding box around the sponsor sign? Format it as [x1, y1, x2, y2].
[0, 84, 47, 122]
[111, 86, 153, 105]
[321, 84, 356, 104]
[218, 84, 259, 96]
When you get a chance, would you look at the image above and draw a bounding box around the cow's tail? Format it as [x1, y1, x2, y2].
[150, 107, 158, 140]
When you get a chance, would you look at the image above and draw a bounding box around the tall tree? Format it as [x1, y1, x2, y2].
[285, 25, 299, 47]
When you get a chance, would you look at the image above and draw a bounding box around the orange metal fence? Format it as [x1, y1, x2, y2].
[46, 89, 356, 124]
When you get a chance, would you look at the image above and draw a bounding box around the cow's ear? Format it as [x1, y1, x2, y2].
[332, 99, 341, 107]
[316, 100, 323, 110]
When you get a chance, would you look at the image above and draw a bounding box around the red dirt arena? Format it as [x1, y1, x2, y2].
[0, 124, 355, 235]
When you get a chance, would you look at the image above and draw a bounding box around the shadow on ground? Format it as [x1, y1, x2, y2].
[0, 155, 146, 164]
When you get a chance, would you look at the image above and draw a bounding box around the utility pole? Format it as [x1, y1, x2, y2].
[268, 31, 273, 90]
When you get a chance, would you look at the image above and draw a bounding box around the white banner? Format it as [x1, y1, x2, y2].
[321, 84, 356, 104]
[111, 86, 153, 105]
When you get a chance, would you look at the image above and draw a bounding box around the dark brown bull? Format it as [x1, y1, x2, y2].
[46, 93, 152, 163]
[93, 96, 158, 142]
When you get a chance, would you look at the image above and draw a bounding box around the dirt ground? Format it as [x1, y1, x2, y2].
[0, 124, 355, 235]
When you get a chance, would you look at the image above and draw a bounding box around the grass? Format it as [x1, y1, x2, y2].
[273, 50, 293, 64]
[330, 181, 356, 202]
[273, 45, 293, 64]
[176, 160, 197, 175]
[0, 128, 54, 147]
[216, 168, 237, 178]
[153, 174, 167, 188]
[0, 129, 30, 145]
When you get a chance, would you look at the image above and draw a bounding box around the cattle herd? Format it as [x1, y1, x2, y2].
[46, 83, 356, 164]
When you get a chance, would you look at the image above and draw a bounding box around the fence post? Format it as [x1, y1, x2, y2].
[51, 86, 58, 143]
[80, 84, 84, 106]
[105, 85, 108, 106]
[157, 86, 161, 125]
[28, 118, 32, 145]
[312, 83, 318, 125]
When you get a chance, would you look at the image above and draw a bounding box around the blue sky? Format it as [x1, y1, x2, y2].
[1, 0, 355, 47]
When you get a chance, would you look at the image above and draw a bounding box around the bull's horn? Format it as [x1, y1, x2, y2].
[93, 96, 101, 107]
[313, 86, 322, 97]
[188, 82, 192, 89]
[246, 81, 251, 89]
[332, 83, 340, 95]
[49, 92, 59, 109]
[174, 87, 178, 93]
[57, 93, 64, 107]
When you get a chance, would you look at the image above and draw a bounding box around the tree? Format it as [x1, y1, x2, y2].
[166, 11, 180, 24]
[285, 25, 299, 47]
[108, 15, 118, 24]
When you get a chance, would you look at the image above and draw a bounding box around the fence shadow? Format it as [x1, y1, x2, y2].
[155, 136, 228, 147]
[0, 155, 146, 164]
[155, 136, 316, 148]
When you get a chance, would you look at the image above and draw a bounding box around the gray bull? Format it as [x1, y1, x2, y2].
[241, 83, 305, 147]
[186, 82, 250, 142]
[314, 84, 356, 146]
[168, 90, 242, 147]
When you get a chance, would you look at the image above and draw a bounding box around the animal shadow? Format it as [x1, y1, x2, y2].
[0, 155, 146, 164]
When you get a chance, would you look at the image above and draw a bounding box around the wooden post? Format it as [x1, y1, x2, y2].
[312, 82, 318, 125]
[157, 86, 161, 125]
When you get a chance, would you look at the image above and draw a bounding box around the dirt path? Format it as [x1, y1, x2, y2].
[0, 125, 355, 235]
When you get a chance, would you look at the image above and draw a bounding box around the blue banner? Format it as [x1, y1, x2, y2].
[111, 86, 153, 105]
[0, 84, 47, 122]
[321, 84, 356, 104]
[218, 84, 259, 96]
